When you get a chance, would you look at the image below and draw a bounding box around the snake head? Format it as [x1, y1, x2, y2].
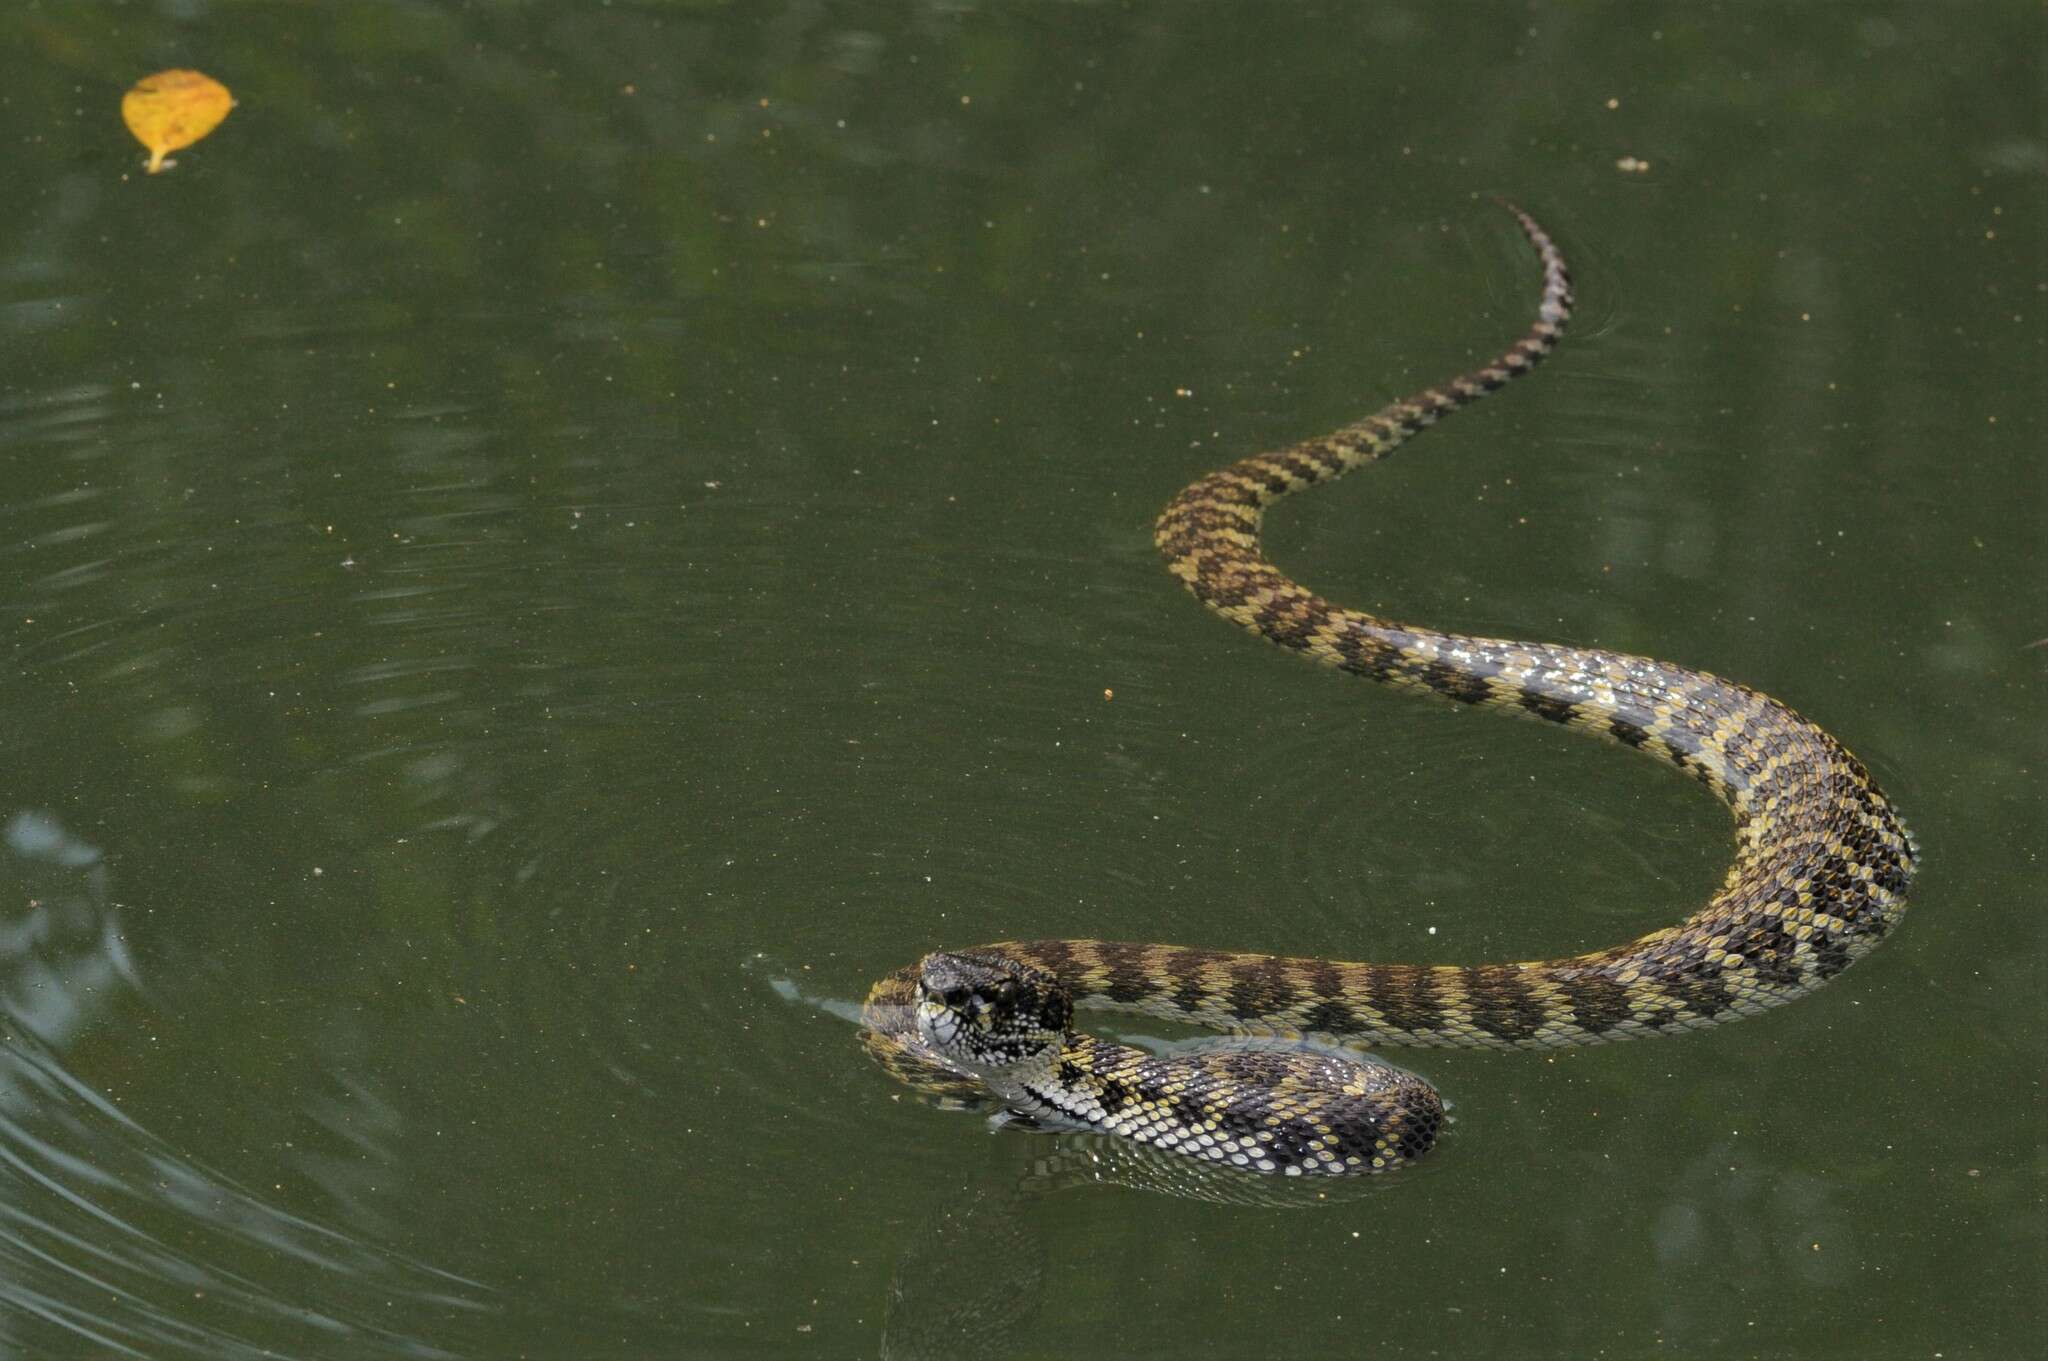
[914, 950, 1072, 1075]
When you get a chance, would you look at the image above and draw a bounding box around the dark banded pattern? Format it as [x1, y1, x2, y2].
[864, 203, 1918, 1175]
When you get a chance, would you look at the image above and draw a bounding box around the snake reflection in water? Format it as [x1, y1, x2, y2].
[862, 203, 1917, 1178]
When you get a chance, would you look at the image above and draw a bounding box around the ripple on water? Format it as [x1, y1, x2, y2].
[0, 810, 492, 1358]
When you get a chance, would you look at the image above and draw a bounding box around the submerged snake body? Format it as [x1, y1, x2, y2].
[864, 205, 1917, 1176]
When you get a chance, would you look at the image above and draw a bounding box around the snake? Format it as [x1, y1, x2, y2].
[861, 202, 1917, 1177]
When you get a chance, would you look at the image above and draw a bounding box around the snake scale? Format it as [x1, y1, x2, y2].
[862, 203, 1917, 1177]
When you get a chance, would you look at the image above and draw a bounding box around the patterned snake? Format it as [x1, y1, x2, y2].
[862, 203, 1917, 1177]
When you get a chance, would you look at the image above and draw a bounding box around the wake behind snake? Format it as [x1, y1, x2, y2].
[863, 203, 1917, 1177]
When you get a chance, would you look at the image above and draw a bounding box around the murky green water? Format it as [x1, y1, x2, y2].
[0, 3, 2040, 1357]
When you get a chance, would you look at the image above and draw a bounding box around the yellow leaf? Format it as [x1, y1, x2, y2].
[122, 69, 234, 174]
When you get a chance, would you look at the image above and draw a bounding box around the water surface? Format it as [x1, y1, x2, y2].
[0, 4, 2040, 1357]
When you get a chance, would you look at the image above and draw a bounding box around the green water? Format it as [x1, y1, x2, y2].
[0, 3, 2040, 1357]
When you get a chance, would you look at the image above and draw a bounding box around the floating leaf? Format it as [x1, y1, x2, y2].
[122, 69, 234, 174]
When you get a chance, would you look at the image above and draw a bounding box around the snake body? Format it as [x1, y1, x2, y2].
[863, 204, 1917, 1176]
